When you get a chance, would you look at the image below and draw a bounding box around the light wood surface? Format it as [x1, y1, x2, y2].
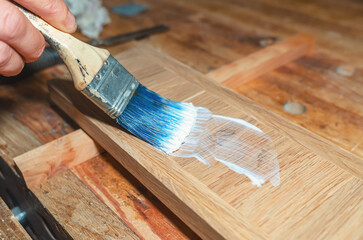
[14, 129, 103, 188]
[207, 33, 315, 87]
[49, 47, 363, 239]
[0, 197, 31, 240]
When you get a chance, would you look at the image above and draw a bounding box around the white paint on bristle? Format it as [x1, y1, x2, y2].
[164, 103, 197, 154]
[172, 107, 280, 187]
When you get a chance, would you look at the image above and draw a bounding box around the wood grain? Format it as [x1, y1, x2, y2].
[207, 33, 315, 86]
[31, 170, 139, 240]
[49, 47, 363, 239]
[72, 153, 201, 240]
[14, 129, 103, 188]
[0, 197, 31, 240]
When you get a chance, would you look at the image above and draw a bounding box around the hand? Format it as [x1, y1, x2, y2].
[0, 0, 76, 76]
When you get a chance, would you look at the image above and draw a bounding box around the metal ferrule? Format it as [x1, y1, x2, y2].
[81, 55, 139, 118]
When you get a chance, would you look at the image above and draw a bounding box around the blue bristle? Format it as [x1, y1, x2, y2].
[115, 84, 196, 153]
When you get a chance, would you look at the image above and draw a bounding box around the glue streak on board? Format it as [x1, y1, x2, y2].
[171, 107, 280, 187]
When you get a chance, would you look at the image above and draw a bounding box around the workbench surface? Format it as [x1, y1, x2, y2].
[0, 0, 362, 239]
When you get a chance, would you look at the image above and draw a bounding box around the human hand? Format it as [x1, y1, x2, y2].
[0, 0, 76, 76]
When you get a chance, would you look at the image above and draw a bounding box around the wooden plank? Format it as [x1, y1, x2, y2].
[206, 33, 315, 86]
[0, 197, 31, 240]
[49, 47, 363, 239]
[2, 153, 140, 239]
[72, 153, 201, 240]
[0, 113, 40, 162]
[14, 129, 103, 188]
[31, 170, 139, 239]
[49, 76, 266, 240]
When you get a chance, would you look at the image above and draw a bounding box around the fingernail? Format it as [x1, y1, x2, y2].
[65, 11, 77, 32]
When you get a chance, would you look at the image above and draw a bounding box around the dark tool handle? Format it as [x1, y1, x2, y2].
[89, 24, 169, 47]
[20, 46, 62, 75]
[0, 46, 62, 82]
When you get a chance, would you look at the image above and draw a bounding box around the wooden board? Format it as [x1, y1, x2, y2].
[12, 127, 199, 239]
[14, 129, 103, 188]
[71, 152, 201, 240]
[49, 47, 363, 239]
[0, 197, 31, 240]
[1, 152, 139, 239]
[30, 170, 139, 240]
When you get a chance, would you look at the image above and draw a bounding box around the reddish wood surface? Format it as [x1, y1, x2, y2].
[72, 154, 199, 240]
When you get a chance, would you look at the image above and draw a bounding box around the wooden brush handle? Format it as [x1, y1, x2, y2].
[18, 7, 110, 90]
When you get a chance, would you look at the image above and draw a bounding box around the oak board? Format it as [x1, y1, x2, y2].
[49, 47, 362, 239]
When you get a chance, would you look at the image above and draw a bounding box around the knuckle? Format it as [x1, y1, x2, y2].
[0, 7, 23, 41]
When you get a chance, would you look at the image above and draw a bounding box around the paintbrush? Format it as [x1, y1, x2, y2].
[18, 7, 196, 154]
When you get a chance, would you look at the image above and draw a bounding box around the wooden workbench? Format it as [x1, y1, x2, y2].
[0, 0, 362, 239]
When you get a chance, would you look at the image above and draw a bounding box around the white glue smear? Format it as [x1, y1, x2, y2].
[171, 107, 280, 187]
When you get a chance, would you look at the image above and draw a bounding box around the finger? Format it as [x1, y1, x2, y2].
[14, 0, 77, 33]
[0, 41, 24, 76]
[0, 1, 45, 63]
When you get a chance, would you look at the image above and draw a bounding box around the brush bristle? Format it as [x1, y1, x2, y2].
[115, 85, 197, 154]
